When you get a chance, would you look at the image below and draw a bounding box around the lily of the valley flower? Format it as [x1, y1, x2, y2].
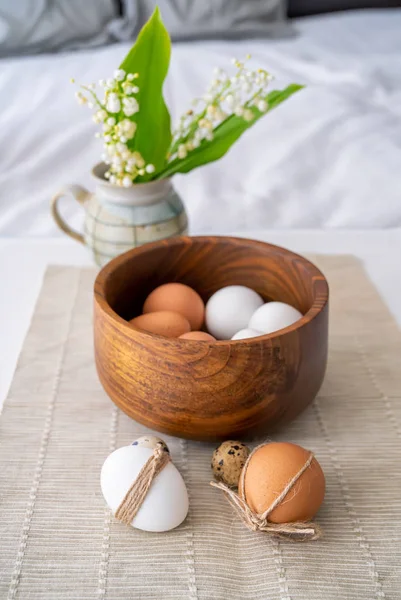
[73, 69, 154, 186]
[106, 93, 121, 113]
[122, 97, 139, 117]
[73, 56, 274, 185]
[168, 55, 272, 162]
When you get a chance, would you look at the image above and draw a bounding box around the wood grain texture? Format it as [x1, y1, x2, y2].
[94, 236, 329, 441]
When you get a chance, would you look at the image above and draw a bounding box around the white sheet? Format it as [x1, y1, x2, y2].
[0, 10, 400, 236]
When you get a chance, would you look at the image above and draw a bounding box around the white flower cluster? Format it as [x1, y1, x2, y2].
[73, 70, 154, 187]
[170, 56, 273, 161]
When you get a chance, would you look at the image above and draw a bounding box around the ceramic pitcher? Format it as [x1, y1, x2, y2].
[51, 163, 188, 267]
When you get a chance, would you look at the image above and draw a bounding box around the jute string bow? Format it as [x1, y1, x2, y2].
[115, 444, 170, 525]
[210, 445, 322, 541]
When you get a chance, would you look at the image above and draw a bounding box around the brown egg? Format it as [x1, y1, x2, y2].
[130, 311, 190, 338]
[179, 331, 216, 342]
[143, 283, 205, 330]
[240, 442, 325, 523]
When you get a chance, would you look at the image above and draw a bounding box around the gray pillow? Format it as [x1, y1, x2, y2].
[110, 0, 290, 42]
[0, 0, 117, 57]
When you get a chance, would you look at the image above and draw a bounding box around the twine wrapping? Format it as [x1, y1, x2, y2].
[115, 444, 171, 526]
[210, 444, 322, 541]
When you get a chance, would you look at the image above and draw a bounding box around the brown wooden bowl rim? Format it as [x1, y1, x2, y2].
[94, 235, 329, 345]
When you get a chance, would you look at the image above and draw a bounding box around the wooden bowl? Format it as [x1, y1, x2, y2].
[94, 236, 328, 441]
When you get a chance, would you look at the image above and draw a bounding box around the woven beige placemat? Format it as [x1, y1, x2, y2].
[0, 256, 400, 600]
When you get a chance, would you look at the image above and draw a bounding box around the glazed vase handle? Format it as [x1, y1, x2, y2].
[50, 184, 90, 244]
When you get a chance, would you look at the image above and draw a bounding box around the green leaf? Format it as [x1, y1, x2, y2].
[120, 6, 172, 178]
[156, 84, 304, 179]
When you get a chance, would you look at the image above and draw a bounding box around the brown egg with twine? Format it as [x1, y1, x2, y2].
[211, 441, 325, 541]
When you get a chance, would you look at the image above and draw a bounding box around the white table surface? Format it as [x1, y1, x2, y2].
[1, 230, 400, 407]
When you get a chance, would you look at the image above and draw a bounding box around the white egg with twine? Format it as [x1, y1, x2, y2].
[101, 439, 189, 532]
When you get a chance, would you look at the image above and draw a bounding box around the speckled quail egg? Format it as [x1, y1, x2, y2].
[132, 435, 169, 453]
[211, 440, 250, 488]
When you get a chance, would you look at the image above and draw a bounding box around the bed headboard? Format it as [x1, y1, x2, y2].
[288, 0, 400, 17]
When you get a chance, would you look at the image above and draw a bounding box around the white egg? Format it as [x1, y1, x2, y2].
[249, 301, 303, 334]
[205, 285, 264, 340]
[101, 445, 188, 532]
[231, 328, 264, 340]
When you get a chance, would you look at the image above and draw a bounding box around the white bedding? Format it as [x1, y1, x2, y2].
[0, 9, 400, 236]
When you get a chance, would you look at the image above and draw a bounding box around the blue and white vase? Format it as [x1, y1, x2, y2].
[51, 162, 188, 267]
